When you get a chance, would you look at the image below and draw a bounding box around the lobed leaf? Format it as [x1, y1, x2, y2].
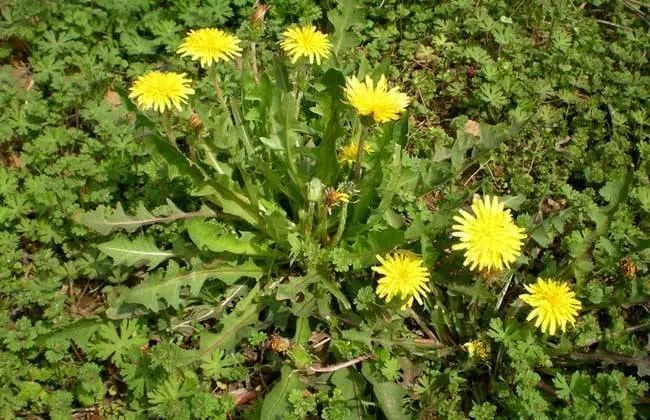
[116, 259, 264, 312]
[77, 200, 215, 235]
[98, 235, 174, 269]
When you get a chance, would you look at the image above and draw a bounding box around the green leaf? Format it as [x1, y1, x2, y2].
[113, 260, 262, 312]
[92, 320, 147, 367]
[361, 363, 410, 420]
[193, 181, 262, 227]
[199, 284, 262, 355]
[334, 227, 404, 270]
[501, 194, 526, 210]
[599, 172, 633, 216]
[553, 374, 572, 401]
[77, 200, 215, 235]
[206, 259, 264, 285]
[451, 128, 475, 171]
[315, 69, 345, 184]
[529, 208, 572, 247]
[37, 319, 102, 350]
[146, 133, 205, 184]
[331, 368, 366, 418]
[276, 272, 321, 317]
[328, 0, 364, 59]
[319, 275, 352, 310]
[260, 365, 307, 420]
[272, 56, 290, 91]
[340, 329, 373, 350]
[98, 235, 174, 269]
[186, 218, 270, 256]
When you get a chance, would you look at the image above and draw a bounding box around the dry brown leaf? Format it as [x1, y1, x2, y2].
[104, 89, 122, 107]
[464, 119, 481, 137]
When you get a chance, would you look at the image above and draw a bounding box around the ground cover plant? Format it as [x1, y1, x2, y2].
[0, 0, 649, 418]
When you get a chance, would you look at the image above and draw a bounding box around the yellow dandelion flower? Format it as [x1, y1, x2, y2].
[463, 339, 490, 360]
[338, 141, 373, 164]
[177, 28, 242, 67]
[520, 278, 582, 335]
[344, 75, 410, 123]
[280, 26, 332, 65]
[451, 195, 526, 273]
[371, 251, 430, 309]
[128, 71, 195, 113]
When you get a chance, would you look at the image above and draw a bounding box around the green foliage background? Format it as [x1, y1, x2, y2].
[0, 0, 648, 418]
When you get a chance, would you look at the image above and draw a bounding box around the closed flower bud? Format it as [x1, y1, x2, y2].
[251, 3, 270, 26]
[188, 111, 203, 132]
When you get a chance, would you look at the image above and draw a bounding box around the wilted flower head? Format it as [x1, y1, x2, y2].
[520, 278, 582, 335]
[463, 339, 490, 361]
[371, 251, 430, 309]
[250, 3, 270, 26]
[268, 333, 292, 353]
[344, 75, 410, 123]
[177, 28, 242, 67]
[451, 195, 526, 273]
[280, 26, 332, 65]
[324, 187, 350, 214]
[128, 71, 194, 113]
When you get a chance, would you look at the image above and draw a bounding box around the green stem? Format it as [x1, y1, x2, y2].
[330, 203, 348, 247]
[210, 67, 230, 116]
[293, 63, 308, 117]
[468, 274, 482, 328]
[318, 204, 329, 246]
[305, 202, 315, 238]
[161, 111, 174, 144]
[353, 123, 367, 179]
[250, 42, 259, 83]
[405, 308, 439, 343]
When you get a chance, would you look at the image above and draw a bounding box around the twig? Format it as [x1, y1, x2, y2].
[626, 0, 650, 7]
[537, 380, 557, 397]
[463, 157, 492, 186]
[565, 351, 650, 368]
[311, 336, 331, 350]
[595, 19, 634, 31]
[306, 354, 372, 373]
[579, 322, 649, 347]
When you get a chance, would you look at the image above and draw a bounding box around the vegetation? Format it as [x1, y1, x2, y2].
[0, 0, 648, 418]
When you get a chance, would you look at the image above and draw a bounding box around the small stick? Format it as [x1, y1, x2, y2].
[307, 354, 372, 373]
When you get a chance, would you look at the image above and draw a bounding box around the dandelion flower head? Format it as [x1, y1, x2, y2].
[280, 26, 332, 65]
[520, 278, 582, 335]
[372, 251, 430, 309]
[338, 140, 373, 164]
[344, 75, 410, 123]
[129, 71, 194, 113]
[451, 195, 526, 273]
[177, 28, 242, 67]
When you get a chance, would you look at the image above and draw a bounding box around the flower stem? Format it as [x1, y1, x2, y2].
[210, 67, 230, 116]
[353, 123, 368, 179]
[405, 308, 439, 343]
[293, 63, 308, 117]
[305, 202, 315, 238]
[330, 203, 348, 247]
[251, 42, 259, 83]
[161, 111, 174, 143]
